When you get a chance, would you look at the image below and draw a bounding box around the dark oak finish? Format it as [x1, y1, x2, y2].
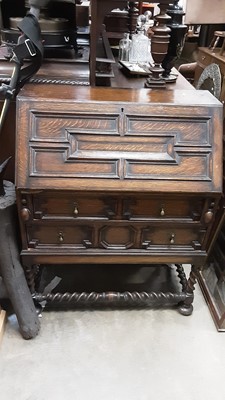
[15, 85, 223, 315]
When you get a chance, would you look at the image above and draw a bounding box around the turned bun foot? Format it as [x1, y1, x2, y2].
[178, 303, 193, 316]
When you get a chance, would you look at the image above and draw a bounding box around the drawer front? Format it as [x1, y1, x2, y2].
[19, 192, 218, 226]
[26, 223, 94, 249]
[141, 225, 205, 250]
[32, 192, 117, 220]
[196, 49, 225, 86]
[23, 220, 205, 253]
[197, 50, 212, 68]
[122, 196, 205, 221]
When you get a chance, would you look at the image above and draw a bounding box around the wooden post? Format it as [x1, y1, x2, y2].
[0, 307, 6, 345]
[0, 182, 40, 339]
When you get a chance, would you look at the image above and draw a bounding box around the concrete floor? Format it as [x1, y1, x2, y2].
[1, 282, 225, 400]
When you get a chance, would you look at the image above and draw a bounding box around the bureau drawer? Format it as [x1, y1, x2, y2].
[197, 50, 212, 68]
[20, 192, 218, 227]
[26, 223, 94, 249]
[32, 192, 117, 220]
[141, 224, 205, 250]
[97, 222, 205, 251]
[122, 196, 205, 221]
[197, 49, 225, 76]
[24, 221, 205, 252]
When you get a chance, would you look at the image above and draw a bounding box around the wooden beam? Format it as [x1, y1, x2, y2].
[0, 308, 6, 345]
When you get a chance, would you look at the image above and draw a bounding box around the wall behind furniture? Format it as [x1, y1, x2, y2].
[184, 0, 225, 24]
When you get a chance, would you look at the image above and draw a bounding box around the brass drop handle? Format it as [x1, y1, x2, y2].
[204, 210, 213, 224]
[160, 206, 165, 216]
[73, 203, 79, 215]
[170, 233, 175, 244]
[20, 198, 31, 221]
[58, 231, 64, 243]
[20, 207, 31, 221]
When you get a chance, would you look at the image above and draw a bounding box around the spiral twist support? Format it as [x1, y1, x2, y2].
[24, 265, 40, 294]
[33, 290, 187, 307]
[177, 265, 197, 316]
[175, 263, 188, 291]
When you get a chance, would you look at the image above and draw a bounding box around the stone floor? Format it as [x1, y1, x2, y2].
[1, 271, 225, 400]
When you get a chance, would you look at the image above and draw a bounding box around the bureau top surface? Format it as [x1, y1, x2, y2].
[18, 84, 221, 107]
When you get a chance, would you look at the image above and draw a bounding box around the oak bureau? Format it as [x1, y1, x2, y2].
[15, 84, 223, 315]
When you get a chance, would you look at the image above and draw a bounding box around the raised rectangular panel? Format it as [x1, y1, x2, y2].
[126, 116, 211, 146]
[30, 147, 120, 178]
[125, 154, 211, 181]
[29, 136, 212, 182]
[30, 112, 121, 140]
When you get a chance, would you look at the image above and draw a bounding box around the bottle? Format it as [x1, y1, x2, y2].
[129, 29, 150, 64]
[118, 33, 131, 62]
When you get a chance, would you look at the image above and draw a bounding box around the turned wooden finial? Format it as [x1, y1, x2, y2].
[145, 0, 171, 88]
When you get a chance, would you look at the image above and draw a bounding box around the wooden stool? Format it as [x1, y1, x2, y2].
[209, 31, 225, 55]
